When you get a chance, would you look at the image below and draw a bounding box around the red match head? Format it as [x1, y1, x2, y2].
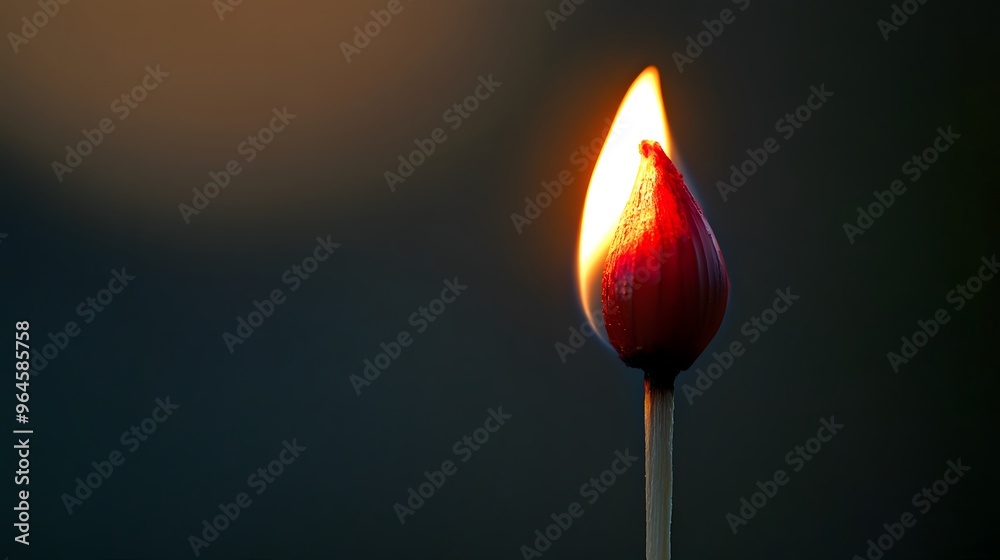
[601, 140, 729, 377]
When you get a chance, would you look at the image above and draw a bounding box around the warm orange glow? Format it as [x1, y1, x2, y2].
[577, 66, 672, 339]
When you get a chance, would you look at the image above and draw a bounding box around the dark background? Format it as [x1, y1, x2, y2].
[1, 0, 997, 558]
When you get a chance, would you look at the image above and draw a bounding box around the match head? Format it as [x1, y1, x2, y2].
[601, 140, 729, 378]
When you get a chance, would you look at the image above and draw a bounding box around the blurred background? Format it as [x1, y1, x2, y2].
[0, 0, 997, 558]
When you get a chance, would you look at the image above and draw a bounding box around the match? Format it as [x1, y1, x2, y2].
[600, 139, 729, 559]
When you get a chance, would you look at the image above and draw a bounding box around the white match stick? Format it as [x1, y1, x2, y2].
[644, 373, 674, 560]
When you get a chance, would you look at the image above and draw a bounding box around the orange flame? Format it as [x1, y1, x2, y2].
[577, 66, 672, 341]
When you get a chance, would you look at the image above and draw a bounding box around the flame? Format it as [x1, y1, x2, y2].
[577, 66, 672, 341]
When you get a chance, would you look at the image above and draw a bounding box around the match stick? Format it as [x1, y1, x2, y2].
[600, 141, 728, 559]
[644, 371, 675, 560]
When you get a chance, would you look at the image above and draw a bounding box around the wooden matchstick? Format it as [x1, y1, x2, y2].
[601, 141, 728, 559]
[644, 371, 675, 560]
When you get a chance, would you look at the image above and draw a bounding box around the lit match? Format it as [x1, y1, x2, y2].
[577, 66, 730, 559]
